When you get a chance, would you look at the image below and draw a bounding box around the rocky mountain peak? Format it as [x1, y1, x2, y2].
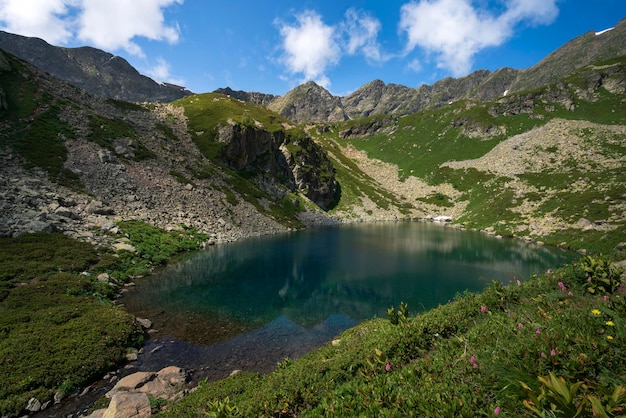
[267, 81, 347, 123]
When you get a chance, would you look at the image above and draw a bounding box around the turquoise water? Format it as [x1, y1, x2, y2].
[121, 221, 575, 379]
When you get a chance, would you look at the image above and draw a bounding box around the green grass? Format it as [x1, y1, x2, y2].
[174, 93, 289, 160]
[0, 233, 142, 417]
[160, 259, 626, 417]
[6, 105, 83, 189]
[0, 224, 215, 417]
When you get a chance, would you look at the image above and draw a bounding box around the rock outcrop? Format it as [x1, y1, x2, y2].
[85, 366, 189, 418]
[217, 124, 339, 210]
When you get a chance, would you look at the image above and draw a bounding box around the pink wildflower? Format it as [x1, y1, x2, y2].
[536, 328, 541, 334]
[517, 280, 521, 286]
[568, 291, 573, 297]
[518, 323, 524, 329]
[547, 269, 552, 274]
[550, 349, 556, 356]
[604, 295, 610, 302]
[470, 356, 476, 364]
[385, 363, 391, 372]
[588, 276, 592, 282]
[558, 281, 566, 292]
[494, 406, 501, 415]
[481, 305, 487, 313]
[541, 352, 546, 358]
[473, 363, 478, 369]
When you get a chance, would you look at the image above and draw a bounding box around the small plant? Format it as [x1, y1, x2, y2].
[205, 397, 241, 417]
[149, 395, 168, 412]
[520, 373, 587, 417]
[521, 373, 626, 418]
[580, 254, 623, 294]
[388, 301, 409, 325]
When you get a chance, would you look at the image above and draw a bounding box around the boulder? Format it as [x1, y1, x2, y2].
[102, 392, 151, 418]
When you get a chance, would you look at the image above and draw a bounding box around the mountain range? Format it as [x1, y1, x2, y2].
[239, 17, 626, 123]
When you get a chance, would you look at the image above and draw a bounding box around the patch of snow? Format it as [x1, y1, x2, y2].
[595, 27, 614, 36]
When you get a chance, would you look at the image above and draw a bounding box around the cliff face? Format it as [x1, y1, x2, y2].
[0, 31, 192, 103]
[217, 124, 339, 210]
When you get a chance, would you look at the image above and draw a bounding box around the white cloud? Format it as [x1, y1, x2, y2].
[77, 0, 182, 57]
[276, 8, 386, 88]
[342, 8, 383, 63]
[144, 57, 185, 86]
[399, 0, 558, 76]
[0, 0, 76, 44]
[0, 0, 182, 57]
[276, 10, 341, 89]
[406, 58, 422, 73]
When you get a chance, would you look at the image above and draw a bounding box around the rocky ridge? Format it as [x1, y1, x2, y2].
[234, 18, 626, 124]
[0, 31, 192, 103]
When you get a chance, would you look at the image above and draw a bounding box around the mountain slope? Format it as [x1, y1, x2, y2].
[0, 31, 192, 103]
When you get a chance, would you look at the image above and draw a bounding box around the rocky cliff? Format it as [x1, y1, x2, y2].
[0, 31, 192, 103]
[217, 124, 339, 210]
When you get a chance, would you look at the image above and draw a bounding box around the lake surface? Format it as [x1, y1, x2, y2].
[121, 221, 575, 382]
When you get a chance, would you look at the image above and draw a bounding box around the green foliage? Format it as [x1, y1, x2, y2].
[579, 254, 624, 294]
[88, 114, 137, 144]
[520, 373, 626, 417]
[105, 99, 149, 113]
[0, 233, 142, 418]
[387, 301, 409, 326]
[117, 221, 208, 266]
[4, 105, 83, 190]
[205, 397, 241, 418]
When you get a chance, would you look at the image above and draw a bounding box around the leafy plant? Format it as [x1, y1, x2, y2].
[387, 301, 409, 325]
[580, 254, 623, 294]
[520, 373, 587, 417]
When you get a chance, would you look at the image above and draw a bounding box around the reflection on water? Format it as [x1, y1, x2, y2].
[121, 221, 575, 377]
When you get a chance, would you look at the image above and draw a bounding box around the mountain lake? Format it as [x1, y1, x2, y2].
[120, 221, 576, 383]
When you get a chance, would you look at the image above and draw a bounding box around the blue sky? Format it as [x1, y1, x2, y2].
[0, 1, 624, 96]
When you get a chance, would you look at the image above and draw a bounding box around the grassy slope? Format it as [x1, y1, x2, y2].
[318, 58, 626, 255]
[161, 260, 625, 417]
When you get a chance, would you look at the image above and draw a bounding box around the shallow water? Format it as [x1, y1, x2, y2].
[120, 221, 575, 381]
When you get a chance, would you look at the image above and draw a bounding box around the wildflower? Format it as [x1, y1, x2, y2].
[541, 352, 546, 358]
[518, 323, 524, 329]
[604, 295, 610, 303]
[606, 321, 614, 327]
[568, 291, 573, 297]
[470, 356, 476, 364]
[536, 328, 541, 334]
[385, 363, 391, 372]
[587, 276, 592, 282]
[550, 349, 556, 356]
[494, 406, 501, 415]
[547, 269, 552, 274]
[481, 305, 487, 313]
[591, 309, 602, 316]
[517, 280, 521, 286]
[607, 336, 614, 341]
[473, 363, 478, 369]
[558, 281, 566, 292]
